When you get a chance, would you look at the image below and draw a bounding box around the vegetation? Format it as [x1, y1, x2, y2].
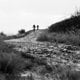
[0, 32, 6, 36]
[0, 41, 26, 80]
[37, 10, 80, 46]
[21, 52, 51, 71]
[18, 29, 26, 34]
[37, 33, 50, 42]
[37, 31, 80, 46]
[0, 53, 26, 80]
[49, 10, 80, 32]
[0, 41, 15, 53]
[0, 41, 52, 80]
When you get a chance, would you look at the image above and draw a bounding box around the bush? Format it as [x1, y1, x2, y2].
[0, 52, 26, 80]
[0, 32, 6, 36]
[0, 41, 26, 80]
[0, 41, 15, 53]
[37, 34, 50, 42]
[18, 29, 25, 34]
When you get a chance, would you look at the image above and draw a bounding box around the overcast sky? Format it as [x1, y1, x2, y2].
[0, 0, 80, 35]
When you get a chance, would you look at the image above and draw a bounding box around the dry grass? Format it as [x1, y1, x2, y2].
[0, 52, 27, 80]
[0, 41, 26, 80]
[37, 31, 80, 46]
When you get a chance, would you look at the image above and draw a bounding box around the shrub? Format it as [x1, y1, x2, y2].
[0, 41, 26, 80]
[0, 41, 15, 53]
[0, 32, 6, 36]
[37, 34, 50, 42]
[18, 29, 25, 34]
[21, 52, 47, 67]
[0, 52, 26, 80]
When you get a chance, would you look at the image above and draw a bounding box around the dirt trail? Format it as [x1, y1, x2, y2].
[5, 30, 43, 43]
[5, 30, 45, 50]
[5, 30, 80, 74]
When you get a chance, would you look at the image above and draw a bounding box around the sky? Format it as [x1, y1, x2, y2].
[0, 0, 80, 35]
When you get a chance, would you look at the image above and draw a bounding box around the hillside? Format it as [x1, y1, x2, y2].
[4, 29, 80, 80]
[37, 13, 80, 46]
[49, 14, 80, 32]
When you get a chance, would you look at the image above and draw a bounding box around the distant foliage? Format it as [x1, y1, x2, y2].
[71, 9, 80, 18]
[49, 9, 80, 32]
[0, 32, 6, 36]
[18, 29, 26, 34]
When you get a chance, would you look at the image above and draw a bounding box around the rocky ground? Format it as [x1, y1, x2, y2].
[5, 30, 80, 80]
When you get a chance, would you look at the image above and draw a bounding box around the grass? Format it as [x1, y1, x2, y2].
[0, 40, 15, 53]
[0, 40, 53, 80]
[0, 37, 80, 80]
[21, 52, 52, 71]
[37, 33, 50, 42]
[0, 40, 27, 80]
[37, 31, 80, 46]
[0, 53, 26, 80]
[36, 10, 80, 46]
